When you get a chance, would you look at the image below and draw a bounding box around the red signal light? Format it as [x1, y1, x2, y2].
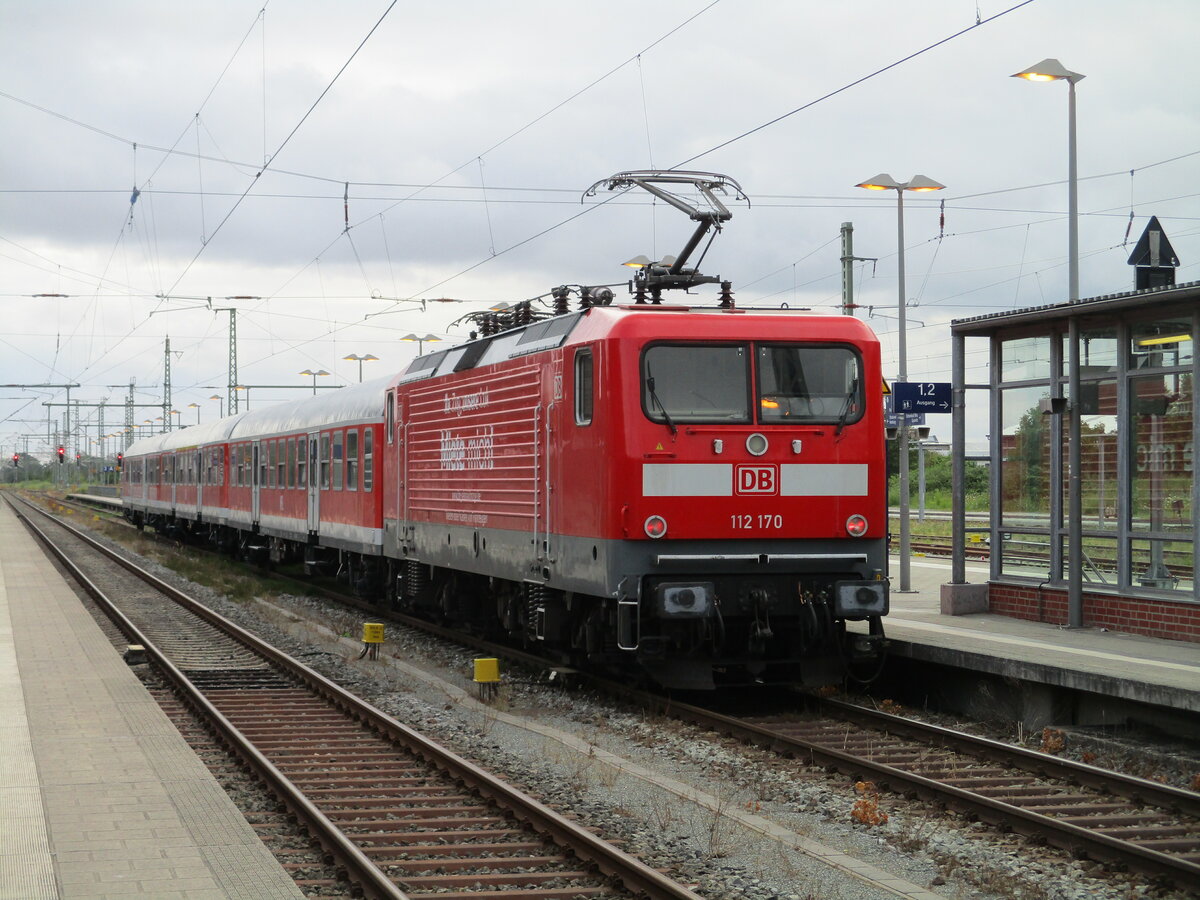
[57, 446, 65, 463]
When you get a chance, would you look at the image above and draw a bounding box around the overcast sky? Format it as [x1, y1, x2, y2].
[3, 0, 1198, 457]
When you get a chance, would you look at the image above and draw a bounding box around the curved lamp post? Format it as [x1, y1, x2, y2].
[299, 369, 330, 395]
[402, 333, 441, 354]
[343, 353, 379, 382]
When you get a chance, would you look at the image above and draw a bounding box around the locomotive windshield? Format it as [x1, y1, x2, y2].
[643, 344, 751, 423]
[757, 344, 862, 424]
[641, 342, 862, 426]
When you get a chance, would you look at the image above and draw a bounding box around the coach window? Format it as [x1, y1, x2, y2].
[642, 343, 750, 424]
[346, 429, 359, 491]
[268, 441, 277, 488]
[575, 349, 594, 425]
[757, 344, 863, 424]
[385, 392, 395, 444]
[320, 434, 331, 489]
[287, 438, 296, 488]
[332, 430, 344, 491]
[363, 428, 374, 491]
[276, 440, 286, 487]
[297, 438, 307, 487]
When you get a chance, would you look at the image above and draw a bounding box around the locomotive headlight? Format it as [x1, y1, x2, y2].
[644, 515, 668, 539]
[833, 580, 889, 618]
[845, 514, 868, 537]
[745, 432, 769, 456]
[656, 582, 715, 618]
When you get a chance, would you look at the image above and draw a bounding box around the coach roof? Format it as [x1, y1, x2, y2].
[124, 413, 247, 457]
[227, 374, 390, 440]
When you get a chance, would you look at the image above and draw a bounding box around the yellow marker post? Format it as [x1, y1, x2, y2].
[360, 623, 384, 660]
[473, 657, 500, 701]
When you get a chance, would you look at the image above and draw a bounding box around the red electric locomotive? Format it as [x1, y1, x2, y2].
[121, 171, 889, 689]
[381, 302, 888, 689]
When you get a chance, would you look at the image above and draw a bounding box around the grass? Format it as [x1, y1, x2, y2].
[93, 518, 292, 605]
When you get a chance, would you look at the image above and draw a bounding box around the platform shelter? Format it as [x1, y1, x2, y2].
[944, 279, 1198, 643]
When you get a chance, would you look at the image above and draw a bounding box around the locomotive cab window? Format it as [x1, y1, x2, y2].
[757, 344, 863, 425]
[642, 344, 750, 424]
[575, 349, 593, 425]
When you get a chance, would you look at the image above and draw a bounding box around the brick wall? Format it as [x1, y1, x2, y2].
[988, 582, 1200, 642]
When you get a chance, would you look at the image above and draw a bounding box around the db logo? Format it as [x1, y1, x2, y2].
[735, 464, 777, 495]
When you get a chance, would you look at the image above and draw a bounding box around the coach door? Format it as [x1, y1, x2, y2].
[251, 441, 261, 522]
[195, 450, 203, 511]
[306, 431, 320, 533]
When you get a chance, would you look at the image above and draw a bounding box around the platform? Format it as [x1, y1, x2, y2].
[0, 499, 304, 900]
[872, 555, 1199, 724]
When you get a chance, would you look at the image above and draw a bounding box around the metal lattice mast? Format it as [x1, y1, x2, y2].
[125, 382, 134, 450]
[228, 309, 238, 415]
[163, 336, 172, 432]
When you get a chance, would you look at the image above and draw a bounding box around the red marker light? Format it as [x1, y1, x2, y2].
[644, 515, 668, 539]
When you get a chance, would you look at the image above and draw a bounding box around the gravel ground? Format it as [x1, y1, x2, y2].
[75, 521, 1196, 900]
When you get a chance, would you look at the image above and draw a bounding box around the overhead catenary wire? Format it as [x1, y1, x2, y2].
[161, 0, 401, 298]
[671, 0, 1037, 168]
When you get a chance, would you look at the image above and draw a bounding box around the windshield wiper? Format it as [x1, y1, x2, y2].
[835, 377, 859, 436]
[646, 368, 678, 437]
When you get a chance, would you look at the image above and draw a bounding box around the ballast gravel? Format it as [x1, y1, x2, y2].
[76, 525, 1192, 900]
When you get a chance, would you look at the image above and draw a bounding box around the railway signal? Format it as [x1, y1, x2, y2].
[116, 452, 123, 471]
[10, 453, 17, 467]
[57, 445, 65, 464]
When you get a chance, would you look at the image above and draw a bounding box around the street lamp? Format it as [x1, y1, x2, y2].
[855, 173, 946, 593]
[1012, 59, 1084, 302]
[343, 353, 379, 382]
[235, 385, 251, 410]
[402, 333, 441, 354]
[210, 393, 224, 418]
[187, 402, 200, 424]
[169, 410, 181, 430]
[299, 369, 330, 395]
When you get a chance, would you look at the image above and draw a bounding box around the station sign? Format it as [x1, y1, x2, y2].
[893, 381, 951, 414]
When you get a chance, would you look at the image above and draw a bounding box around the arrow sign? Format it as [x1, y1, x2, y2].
[893, 381, 951, 414]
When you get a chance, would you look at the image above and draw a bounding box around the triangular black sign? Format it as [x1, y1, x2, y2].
[1127, 216, 1179, 267]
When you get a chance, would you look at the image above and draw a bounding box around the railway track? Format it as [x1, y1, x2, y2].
[661, 694, 1200, 889]
[216, 565, 1200, 890]
[246, 572, 1200, 890]
[8, 494, 703, 900]
[23, 490, 1200, 891]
